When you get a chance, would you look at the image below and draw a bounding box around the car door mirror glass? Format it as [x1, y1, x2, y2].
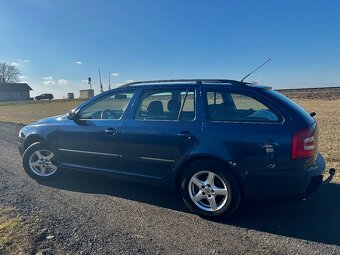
[67, 110, 78, 120]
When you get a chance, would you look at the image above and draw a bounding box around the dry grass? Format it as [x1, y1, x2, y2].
[0, 205, 66, 255]
[0, 99, 84, 125]
[292, 98, 340, 183]
[0, 206, 31, 254]
[0, 93, 339, 183]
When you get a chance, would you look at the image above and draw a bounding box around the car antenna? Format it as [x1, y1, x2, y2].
[99, 68, 103, 93]
[240, 58, 271, 82]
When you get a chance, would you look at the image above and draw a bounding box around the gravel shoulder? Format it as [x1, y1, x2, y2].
[0, 121, 339, 254]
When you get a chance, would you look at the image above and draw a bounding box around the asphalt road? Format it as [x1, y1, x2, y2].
[0, 121, 339, 255]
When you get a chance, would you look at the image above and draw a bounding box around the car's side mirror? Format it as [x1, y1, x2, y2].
[67, 110, 79, 120]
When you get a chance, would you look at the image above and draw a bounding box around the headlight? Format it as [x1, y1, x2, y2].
[19, 128, 26, 139]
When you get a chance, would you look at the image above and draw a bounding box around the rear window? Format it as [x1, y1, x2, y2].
[206, 90, 280, 123]
[264, 90, 315, 125]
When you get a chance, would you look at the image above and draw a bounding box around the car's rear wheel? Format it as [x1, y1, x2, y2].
[23, 142, 60, 181]
[180, 160, 241, 218]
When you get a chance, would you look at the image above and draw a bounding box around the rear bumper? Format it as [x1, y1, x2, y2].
[242, 153, 333, 199]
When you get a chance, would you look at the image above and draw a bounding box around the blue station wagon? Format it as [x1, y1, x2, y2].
[18, 79, 335, 218]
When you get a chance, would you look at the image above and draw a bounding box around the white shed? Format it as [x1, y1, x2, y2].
[79, 89, 94, 99]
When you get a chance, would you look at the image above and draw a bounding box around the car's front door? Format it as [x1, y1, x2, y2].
[57, 90, 135, 172]
[118, 86, 201, 180]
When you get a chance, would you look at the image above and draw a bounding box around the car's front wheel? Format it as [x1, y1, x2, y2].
[180, 160, 241, 218]
[23, 142, 60, 181]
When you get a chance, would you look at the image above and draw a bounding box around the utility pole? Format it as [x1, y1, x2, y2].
[109, 72, 111, 90]
[99, 68, 103, 93]
[88, 77, 92, 89]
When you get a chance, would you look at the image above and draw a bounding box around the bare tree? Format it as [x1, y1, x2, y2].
[0, 62, 21, 83]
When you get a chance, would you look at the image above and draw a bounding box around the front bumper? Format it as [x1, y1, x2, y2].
[242, 153, 336, 199]
[18, 136, 24, 156]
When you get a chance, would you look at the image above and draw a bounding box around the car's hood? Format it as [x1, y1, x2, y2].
[30, 115, 65, 126]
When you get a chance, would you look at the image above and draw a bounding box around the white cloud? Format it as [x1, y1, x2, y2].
[41, 77, 69, 86]
[250, 79, 261, 84]
[81, 79, 88, 83]
[19, 75, 29, 82]
[42, 76, 55, 85]
[18, 59, 30, 63]
[75, 61, 82, 65]
[43, 80, 55, 85]
[42, 76, 54, 80]
[58, 79, 69, 85]
[112, 80, 134, 88]
[111, 72, 120, 77]
[11, 62, 19, 66]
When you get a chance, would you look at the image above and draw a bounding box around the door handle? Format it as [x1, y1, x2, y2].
[178, 131, 193, 140]
[105, 128, 118, 135]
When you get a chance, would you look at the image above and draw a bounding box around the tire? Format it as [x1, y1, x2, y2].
[180, 159, 241, 218]
[22, 142, 61, 181]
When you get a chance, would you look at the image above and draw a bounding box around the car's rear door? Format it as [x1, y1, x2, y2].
[201, 86, 291, 172]
[118, 85, 201, 180]
[57, 89, 136, 172]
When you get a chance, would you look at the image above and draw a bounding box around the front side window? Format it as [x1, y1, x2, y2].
[206, 90, 280, 122]
[135, 88, 195, 121]
[79, 91, 134, 120]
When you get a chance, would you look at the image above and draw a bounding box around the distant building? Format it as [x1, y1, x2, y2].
[0, 83, 33, 102]
[79, 89, 94, 99]
[67, 93, 74, 99]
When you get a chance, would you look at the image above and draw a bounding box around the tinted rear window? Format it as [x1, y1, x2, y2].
[264, 90, 315, 124]
[205, 90, 280, 123]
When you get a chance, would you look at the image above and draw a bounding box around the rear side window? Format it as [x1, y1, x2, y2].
[135, 88, 195, 121]
[206, 91, 280, 123]
[265, 90, 315, 125]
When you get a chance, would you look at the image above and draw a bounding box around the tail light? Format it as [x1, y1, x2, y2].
[292, 124, 318, 159]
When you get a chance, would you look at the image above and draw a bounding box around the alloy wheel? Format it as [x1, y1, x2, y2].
[188, 171, 229, 212]
[29, 149, 58, 177]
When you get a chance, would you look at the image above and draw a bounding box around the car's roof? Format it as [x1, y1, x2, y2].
[119, 79, 245, 87]
[75, 79, 272, 111]
[116, 79, 272, 91]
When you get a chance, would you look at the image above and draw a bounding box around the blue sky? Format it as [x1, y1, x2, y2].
[1, 0, 340, 98]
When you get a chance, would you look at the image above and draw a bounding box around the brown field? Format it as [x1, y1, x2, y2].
[0, 99, 85, 124]
[0, 88, 339, 182]
[292, 98, 340, 182]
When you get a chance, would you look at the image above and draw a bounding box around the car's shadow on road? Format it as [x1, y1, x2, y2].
[42, 170, 340, 247]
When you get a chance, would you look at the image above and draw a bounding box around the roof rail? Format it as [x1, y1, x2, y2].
[119, 79, 248, 88]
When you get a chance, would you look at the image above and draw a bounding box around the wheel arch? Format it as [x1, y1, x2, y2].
[174, 154, 242, 191]
[23, 134, 45, 152]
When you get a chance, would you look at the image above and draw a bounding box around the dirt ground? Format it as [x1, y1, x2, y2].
[0, 88, 339, 254]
